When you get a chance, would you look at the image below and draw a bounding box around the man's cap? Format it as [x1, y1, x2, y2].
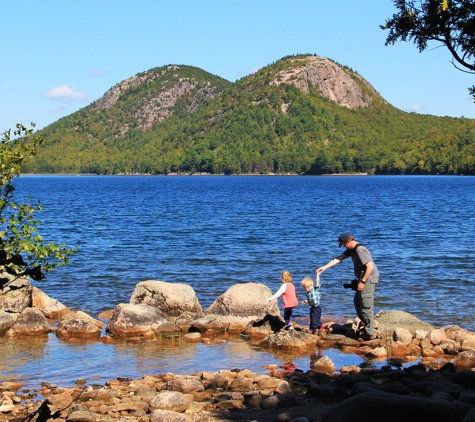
[338, 232, 353, 247]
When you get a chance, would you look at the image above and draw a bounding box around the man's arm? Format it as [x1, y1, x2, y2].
[316, 254, 346, 275]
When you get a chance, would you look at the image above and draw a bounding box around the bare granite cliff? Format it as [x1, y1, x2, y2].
[269, 56, 386, 110]
[94, 65, 220, 133]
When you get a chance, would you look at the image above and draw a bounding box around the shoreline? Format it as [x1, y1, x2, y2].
[0, 356, 473, 422]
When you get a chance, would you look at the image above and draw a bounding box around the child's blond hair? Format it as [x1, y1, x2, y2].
[280, 270, 293, 283]
[301, 277, 314, 288]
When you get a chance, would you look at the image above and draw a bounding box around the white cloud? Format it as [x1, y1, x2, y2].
[407, 103, 423, 112]
[45, 84, 85, 100]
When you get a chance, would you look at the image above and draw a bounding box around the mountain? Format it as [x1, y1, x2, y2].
[24, 54, 475, 175]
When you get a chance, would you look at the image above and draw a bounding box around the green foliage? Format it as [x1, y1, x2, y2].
[1, 124, 77, 288]
[382, 0, 475, 100]
[22, 59, 475, 176]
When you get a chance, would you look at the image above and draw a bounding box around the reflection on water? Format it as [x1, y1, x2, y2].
[0, 327, 426, 392]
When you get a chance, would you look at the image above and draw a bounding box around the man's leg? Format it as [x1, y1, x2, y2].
[360, 281, 377, 335]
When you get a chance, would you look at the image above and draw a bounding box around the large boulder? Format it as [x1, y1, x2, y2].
[260, 330, 317, 350]
[453, 350, 475, 371]
[106, 303, 168, 337]
[130, 280, 203, 317]
[375, 310, 434, 333]
[443, 325, 475, 342]
[57, 311, 104, 339]
[31, 287, 71, 320]
[0, 310, 17, 336]
[322, 391, 463, 422]
[4, 307, 49, 337]
[0, 275, 31, 313]
[204, 283, 280, 333]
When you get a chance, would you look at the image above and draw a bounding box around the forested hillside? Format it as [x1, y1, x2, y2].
[23, 55, 475, 175]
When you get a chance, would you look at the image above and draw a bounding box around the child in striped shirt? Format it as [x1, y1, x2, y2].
[301, 274, 324, 334]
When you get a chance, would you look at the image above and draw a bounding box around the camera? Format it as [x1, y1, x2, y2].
[343, 279, 359, 291]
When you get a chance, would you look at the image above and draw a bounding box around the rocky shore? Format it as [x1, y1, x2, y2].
[2, 278, 475, 421]
[2, 360, 475, 422]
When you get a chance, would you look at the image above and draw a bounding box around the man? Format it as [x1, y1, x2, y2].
[316, 232, 379, 339]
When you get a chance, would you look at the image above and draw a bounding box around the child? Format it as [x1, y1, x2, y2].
[267, 270, 298, 330]
[301, 274, 323, 334]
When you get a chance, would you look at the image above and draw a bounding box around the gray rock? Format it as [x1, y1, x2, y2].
[393, 327, 413, 346]
[375, 310, 434, 333]
[269, 56, 385, 110]
[259, 394, 296, 410]
[0, 310, 16, 335]
[262, 330, 318, 351]
[167, 378, 204, 393]
[57, 311, 104, 339]
[130, 280, 202, 316]
[31, 287, 71, 320]
[454, 350, 475, 371]
[464, 407, 475, 422]
[322, 391, 463, 422]
[0, 274, 31, 313]
[150, 391, 188, 412]
[4, 307, 49, 337]
[106, 303, 167, 337]
[150, 408, 194, 422]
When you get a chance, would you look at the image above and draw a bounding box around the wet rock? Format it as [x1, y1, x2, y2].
[366, 346, 387, 359]
[262, 330, 317, 350]
[130, 280, 203, 316]
[57, 311, 104, 339]
[312, 356, 335, 375]
[183, 332, 201, 342]
[106, 303, 167, 337]
[5, 307, 49, 337]
[31, 287, 71, 320]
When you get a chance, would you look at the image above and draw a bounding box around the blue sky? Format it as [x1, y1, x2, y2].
[1, 0, 474, 133]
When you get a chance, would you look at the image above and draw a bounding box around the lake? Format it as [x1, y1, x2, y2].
[2, 175, 474, 389]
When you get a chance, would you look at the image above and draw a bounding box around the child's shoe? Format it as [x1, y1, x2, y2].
[308, 329, 315, 334]
[318, 324, 326, 333]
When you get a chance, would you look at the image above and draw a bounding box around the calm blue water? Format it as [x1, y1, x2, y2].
[2, 175, 474, 389]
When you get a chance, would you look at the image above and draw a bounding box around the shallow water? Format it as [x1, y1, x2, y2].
[2, 175, 473, 390]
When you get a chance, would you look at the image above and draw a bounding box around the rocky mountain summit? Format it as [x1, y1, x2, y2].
[269, 55, 386, 110]
[95, 66, 224, 133]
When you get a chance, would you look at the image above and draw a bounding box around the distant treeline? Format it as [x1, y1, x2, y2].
[23, 57, 475, 175]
